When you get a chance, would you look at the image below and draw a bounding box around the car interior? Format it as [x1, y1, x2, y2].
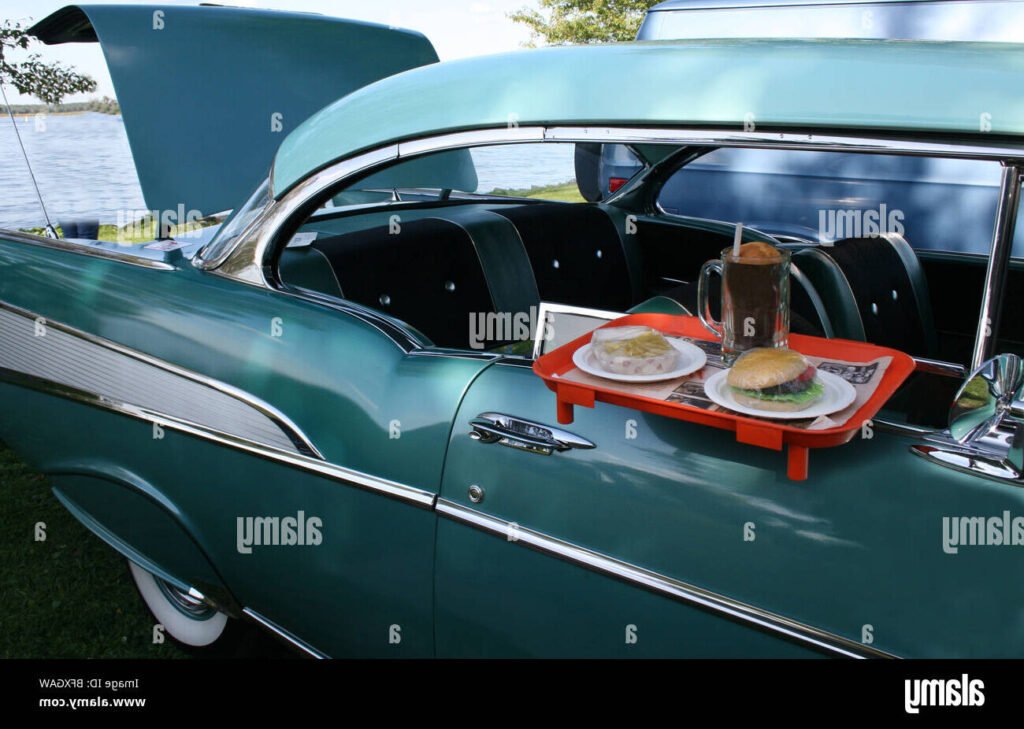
[273, 142, 1023, 428]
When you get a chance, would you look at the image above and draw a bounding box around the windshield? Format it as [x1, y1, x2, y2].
[197, 178, 272, 265]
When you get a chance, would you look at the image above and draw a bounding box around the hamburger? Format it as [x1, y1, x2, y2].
[726, 348, 823, 412]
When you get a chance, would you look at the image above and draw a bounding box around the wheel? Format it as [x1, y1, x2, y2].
[127, 560, 230, 648]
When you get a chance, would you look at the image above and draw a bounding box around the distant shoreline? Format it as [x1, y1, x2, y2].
[1, 97, 121, 117]
[4, 111, 99, 119]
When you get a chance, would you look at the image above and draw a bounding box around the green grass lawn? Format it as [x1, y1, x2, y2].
[0, 441, 187, 658]
[490, 180, 585, 202]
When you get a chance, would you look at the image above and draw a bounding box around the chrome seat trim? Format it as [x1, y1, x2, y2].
[436, 498, 897, 659]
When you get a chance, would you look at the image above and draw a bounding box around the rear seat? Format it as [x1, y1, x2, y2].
[280, 210, 538, 350]
[491, 203, 641, 312]
[279, 202, 644, 350]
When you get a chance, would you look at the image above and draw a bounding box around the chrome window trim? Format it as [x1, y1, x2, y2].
[199, 144, 401, 283]
[0, 228, 175, 271]
[543, 126, 1024, 162]
[972, 164, 1022, 370]
[436, 498, 896, 658]
[397, 126, 546, 157]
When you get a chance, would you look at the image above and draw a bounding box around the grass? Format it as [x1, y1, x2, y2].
[0, 441, 187, 658]
[489, 180, 585, 203]
[20, 218, 220, 244]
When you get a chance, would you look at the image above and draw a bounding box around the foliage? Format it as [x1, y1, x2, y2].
[509, 0, 663, 45]
[0, 20, 96, 106]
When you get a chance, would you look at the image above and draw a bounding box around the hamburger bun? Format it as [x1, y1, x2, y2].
[727, 348, 810, 390]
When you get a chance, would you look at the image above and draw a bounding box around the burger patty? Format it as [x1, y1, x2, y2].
[732, 365, 820, 399]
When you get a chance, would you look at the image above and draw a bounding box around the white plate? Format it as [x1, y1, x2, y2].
[703, 369, 857, 420]
[573, 338, 707, 383]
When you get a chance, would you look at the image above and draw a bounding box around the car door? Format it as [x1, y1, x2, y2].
[434, 348, 1024, 658]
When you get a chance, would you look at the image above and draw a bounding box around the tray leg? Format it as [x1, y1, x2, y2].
[787, 445, 809, 481]
[556, 398, 575, 424]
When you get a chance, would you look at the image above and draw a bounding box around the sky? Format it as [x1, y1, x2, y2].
[0, 0, 536, 104]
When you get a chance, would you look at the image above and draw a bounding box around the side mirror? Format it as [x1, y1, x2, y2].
[914, 353, 1024, 483]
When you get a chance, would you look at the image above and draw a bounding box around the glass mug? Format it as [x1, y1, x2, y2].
[697, 246, 791, 364]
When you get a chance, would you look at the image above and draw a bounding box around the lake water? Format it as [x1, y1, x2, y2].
[0, 112, 575, 229]
[1, 113, 145, 229]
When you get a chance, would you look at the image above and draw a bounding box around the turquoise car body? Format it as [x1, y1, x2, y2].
[2, 4, 1023, 658]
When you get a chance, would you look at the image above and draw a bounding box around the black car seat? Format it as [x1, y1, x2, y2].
[793, 233, 936, 357]
[492, 203, 641, 312]
[281, 213, 539, 350]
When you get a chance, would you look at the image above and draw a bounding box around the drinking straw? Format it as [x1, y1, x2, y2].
[733, 222, 743, 257]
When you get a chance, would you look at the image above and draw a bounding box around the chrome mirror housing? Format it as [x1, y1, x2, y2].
[913, 353, 1024, 484]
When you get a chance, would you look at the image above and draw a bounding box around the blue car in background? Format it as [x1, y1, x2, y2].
[586, 0, 1024, 257]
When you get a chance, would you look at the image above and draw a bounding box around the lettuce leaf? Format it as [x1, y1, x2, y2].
[731, 380, 825, 403]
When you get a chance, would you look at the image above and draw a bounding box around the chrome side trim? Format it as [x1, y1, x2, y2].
[242, 608, 328, 659]
[435, 498, 896, 659]
[972, 165, 1022, 370]
[0, 300, 322, 459]
[0, 367, 437, 509]
[0, 227, 175, 271]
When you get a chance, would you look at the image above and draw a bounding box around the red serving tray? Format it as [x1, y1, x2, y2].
[532, 313, 916, 481]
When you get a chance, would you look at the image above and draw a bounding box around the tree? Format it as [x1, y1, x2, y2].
[509, 0, 663, 45]
[0, 20, 96, 107]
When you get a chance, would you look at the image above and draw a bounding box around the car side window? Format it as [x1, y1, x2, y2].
[657, 148, 1009, 256]
[273, 142, 608, 354]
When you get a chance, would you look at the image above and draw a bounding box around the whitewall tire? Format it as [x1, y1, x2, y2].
[128, 561, 229, 647]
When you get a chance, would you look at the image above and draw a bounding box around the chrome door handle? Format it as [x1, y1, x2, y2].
[468, 412, 595, 456]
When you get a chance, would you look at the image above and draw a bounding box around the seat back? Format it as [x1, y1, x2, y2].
[310, 218, 497, 349]
[492, 203, 637, 311]
[794, 234, 936, 357]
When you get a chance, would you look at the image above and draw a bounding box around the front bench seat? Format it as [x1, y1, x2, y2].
[793, 234, 936, 357]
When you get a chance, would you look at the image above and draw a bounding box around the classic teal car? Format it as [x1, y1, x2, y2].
[3, 4, 1024, 658]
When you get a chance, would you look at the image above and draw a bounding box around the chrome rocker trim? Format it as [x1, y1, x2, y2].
[242, 608, 328, 659]
[436, 498, 897, 659]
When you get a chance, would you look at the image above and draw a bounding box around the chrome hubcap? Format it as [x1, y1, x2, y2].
[156, 579, 216, 620]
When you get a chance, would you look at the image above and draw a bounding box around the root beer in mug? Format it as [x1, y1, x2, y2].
[697, 241, 791, 364]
